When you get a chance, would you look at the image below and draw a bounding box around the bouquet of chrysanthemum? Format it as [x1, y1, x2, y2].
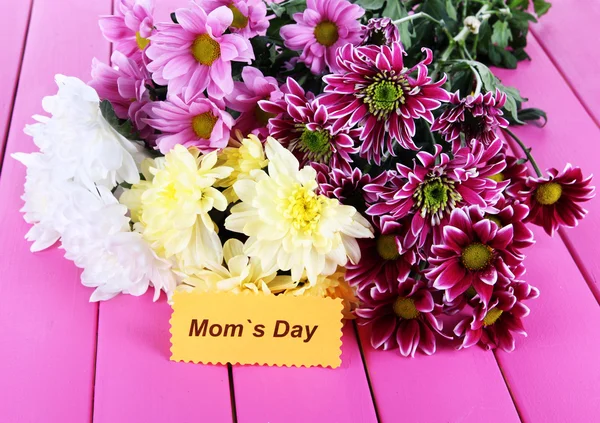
[13, 0, 595, 357]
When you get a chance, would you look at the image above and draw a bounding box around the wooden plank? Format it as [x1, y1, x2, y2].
[531, 0, 600, 126]
[0, 0, 32, 165]
[358, 327, 520, 423]
[232, 322, 378, 423]
[0, 0, 111, 421]
[93, 295, 234, 422]
[494, 36, 600, 300]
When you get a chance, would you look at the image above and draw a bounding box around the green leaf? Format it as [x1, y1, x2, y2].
[100, 100, 138, 140]
[533, 0, 552, 17]
[517, 107, 548, 126]
[491, 20, 512, 49]
[354, 0, 386, 10]
[445, 0, 457, 21]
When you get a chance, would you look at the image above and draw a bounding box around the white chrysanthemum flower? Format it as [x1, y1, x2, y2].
[23, 74, 144, 189]
[225, 137, 374, 283]
[60, 186, 177, 301]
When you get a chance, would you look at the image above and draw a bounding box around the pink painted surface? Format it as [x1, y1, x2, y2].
[0, 0, 31, 164]
[93, 295, 233, 423]
[0, 0, 110, 421]
[232, 323, 377, 423]
[358, 327, 520, 423]
[531, 0, 600, 126]
[494, 36, 600, 301]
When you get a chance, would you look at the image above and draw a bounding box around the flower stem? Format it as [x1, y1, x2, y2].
[503, 128, 543, 177]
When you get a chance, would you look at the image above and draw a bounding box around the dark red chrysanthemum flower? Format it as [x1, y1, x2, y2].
[521, 164, 595, 235]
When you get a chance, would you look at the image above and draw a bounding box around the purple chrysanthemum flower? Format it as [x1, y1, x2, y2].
[280, 0, 365, 74]
[454, 280, 539, 352]
[320, 42, 450, 163]
[365, 142, 505, 251]
[198, 0, 271, 38]
[362, 17, 400, 46]
[260, 78, 359, 171]
[346, 215, 417, 292]
[425, 206, 522, 306]
[356, 278, 445, 357]
[521, 164, 595, 235]
[431, 89, 509, 151]
[313, 163, 380, 207]
[146, 3, 253, 101]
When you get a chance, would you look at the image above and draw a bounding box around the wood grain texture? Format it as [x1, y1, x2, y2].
[494, 35, 600, 301]
[232, 322, 378, 423]
[0, 0, 111, 421]
[0, 0, 31, 165]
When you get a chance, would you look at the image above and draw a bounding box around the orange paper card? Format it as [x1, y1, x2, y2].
[170, 292, 344, 368]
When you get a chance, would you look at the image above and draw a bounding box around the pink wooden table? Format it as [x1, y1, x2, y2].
[1, 1, 599, 422]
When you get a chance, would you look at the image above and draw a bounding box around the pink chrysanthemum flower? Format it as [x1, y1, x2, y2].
[356, 278, 445, 357]
[99, 0, 154, 63]
[146, 3, 253, 101]
[488, 153, 529, 202]
[320, 43, 449, 163]
[145, 94, 233, 154]
[365, 142, 505, 251]
[90, 51, 154, 140]
[486, 196, 535, 254]
[362, 17, 400, 46]
[454, 281, 539, 352]
[346, 215, 417, 292]
[280, 0, 365, 74]
[198, 0, 271, 38]
[425, 206, 522, 306]
[522, 164, 595, 235]
[224, 66, 282, 137]
[261, 79, 359, 171]
[431, 89, 509, 151]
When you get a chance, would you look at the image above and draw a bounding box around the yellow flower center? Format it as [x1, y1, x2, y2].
[461, 242, 493, 271]
[314, 20, 339, 47]
[535, 182, 562, 205]
[485, 214, 503, 228]
[393, 297, 420, 319]
[254, 105, 276, 126]
[192, 112, 218, 139]
[135, 31, 150, 50]
[483, 307, 503, 326]
[283, 184, 324, 234]
[228, 4, 249, 29]
[191, 34, 221, 66]
[376, 235, 400, 260]
[488, 172, 505, 183]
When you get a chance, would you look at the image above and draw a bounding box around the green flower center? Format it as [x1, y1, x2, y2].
[192, 112, 218, 139]
[485, 214, 503, 228]
[483, 307, 503, 326]
[296, 127, 332, 163]
[191, 34, 221, 66]
[413, 177, 461, 224]
[535, 182, 562, 205]
[393, 297, 420, 320]
[135, 31, 150, 50]
[461, 242, 493, 271]
[228, 4, 248, 29]
[282, 183, 325, 235]
[314, 20, 339, 46]
[376, 235, 400, 260]
[365, 80, 405, 116]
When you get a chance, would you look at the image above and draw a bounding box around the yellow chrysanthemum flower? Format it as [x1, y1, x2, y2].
[121, 144, 232, 268]
[119, 158, 155, 223]
[224, 137, 373, 283]
[215, 134, 268, 203]
[177, 239, 287, 295]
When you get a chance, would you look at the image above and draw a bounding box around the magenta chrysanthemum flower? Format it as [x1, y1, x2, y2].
[346, 215, 417, 292]
[260, 78, 359, 171]
[198, 0, 271, 38]
[431, 89, 509, 150]
[522, 164, 595, 235]
[356, 278, 445, 357]
[99, 0, 154, 63]
[145, 94, 233, 154]
[425, 206, 522, 306]
[366, 142, 505, 251]
[224, 66, 282, 137]
[454, 281, 539, 352]
[146, 3, 253, 101]
[321, 43, 449, 163]
[313, 164, 383, 208]
[90, 51, 154, 139]
[362, 17, 400, 46]
[492, 154, 529, 201]
[487, 196, 535, 254]
[280, 0, 364, 74]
